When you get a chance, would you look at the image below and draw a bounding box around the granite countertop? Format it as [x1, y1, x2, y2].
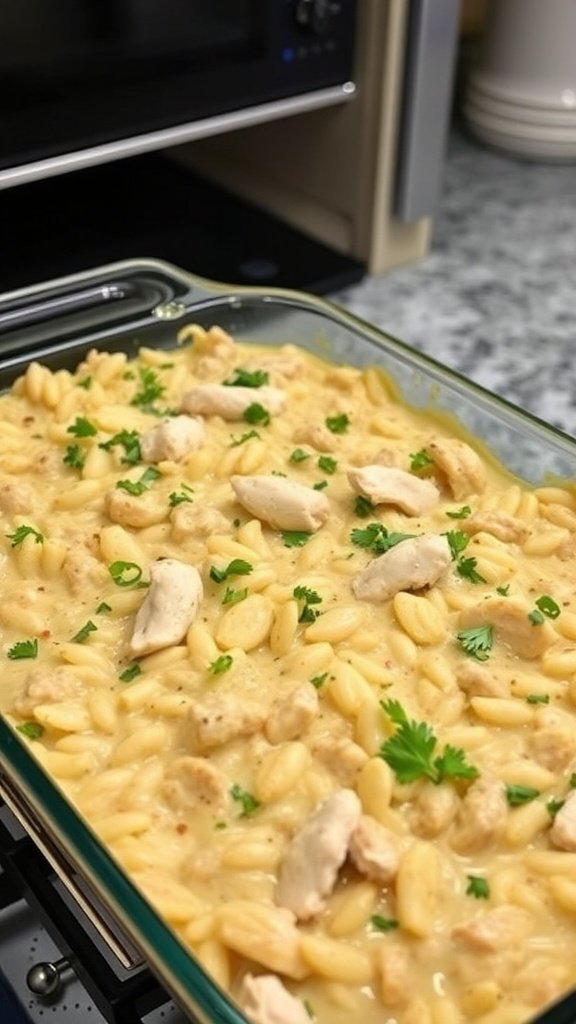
[333, 124, 576, 438]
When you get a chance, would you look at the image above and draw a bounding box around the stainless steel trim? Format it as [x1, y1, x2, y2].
[394, 0, 459, 221]
[0, 83, 356, 190]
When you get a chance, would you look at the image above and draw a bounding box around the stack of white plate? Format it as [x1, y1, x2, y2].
[463, 0, 576, 161]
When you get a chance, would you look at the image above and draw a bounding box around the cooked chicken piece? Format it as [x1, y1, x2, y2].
[450, 774, 508, 854]
[182, 384, 285, 421]
[188, 694, 266, 753]
[452, 905, 532, 953]
[455, 662, 510, 699]
[376, 943, 410, 1009]
[177, 324, 237, 379]
[265, 684, 319, 745]
[292, 424, 337, 453]
[170, 503, 231, 542]
[352, 534, 451, 603]
[347, 465, 440, 516]
[231, 475, 330, 533]
[239, 974, 310, 1024]
[462, 510, 530, 545]
[0, 478, 35, 514]
[348, 815, 400, 884]
[550, 791, 576, 851]
[458, 597, 556, 660]
[311, 735, 368, 786]
[530, 707, 576, 772]
[409, 781, 460, 838]
[129, 559, 203, 657]
[162, 756, 228, 812]
[105, 489, 167, 529]
[140, 415, 205, 463]
[13, 667, 79, 718]
[426, 437, 487, 499]
[63, 546, 108, 596]
[276, 789, 361, 920]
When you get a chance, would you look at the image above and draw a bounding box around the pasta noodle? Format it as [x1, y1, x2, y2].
[1, 326, 575, 1024]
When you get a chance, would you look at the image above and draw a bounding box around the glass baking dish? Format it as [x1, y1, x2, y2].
[0, 258, 575, 1024]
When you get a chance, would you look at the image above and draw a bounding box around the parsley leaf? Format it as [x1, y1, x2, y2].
[230, 784, 261, 817]
[223, 368, 269, 388]
[116, 466, 161, 497]
[96, 601, 112, 614]
[99, 430, 141, 466]
[570, 773, 576, 789]
[77, 375, 92, 390]
[208, 654, 233, 675]
[310, 672, 329, 689]
[313, 480, 328, 491]
[409, 449, 433, 472]
[70, 620, 97, 644]
[63, 444, 85, 470]
[119, 663, 142, 683]
[67, 416, 97, 438]
[379, 699, 478, 785]
[318, 455, 337, 475]
[169, 486, 194, 506]
[130, 366, 166, 411]
[289, 448, 311, 463]
[244, 402, 270, 426]
[222, 586, 248, 606]
[446, 505, 472, 519]
[16, 722, 45, 740]
[466, 876, 490, 899]
[281, 530, 311, 548]
[108, 560, 145, 588]
[456, 557, 487, 584]
[230, 429, 260, 447]
[6, 525, 44, 547]
[547, 797, 565, 819]
[445, 530, 470, 560]
[456, 625, 493, 661]
[350, 522, 414, 555]
[535, 594, 561, 619]
[528, 609, 545, 625]
[354, 495, 374, 518]
[526, 693, 550, 705]
[325, 413, 349, 434]
[210, 559, 253, 583]
[496, 584, 510, 596]
[293, 585, 322, 623]
[505, 784, 540, 807]
[370, 915, 399, 932]
[7, 639, 38, 660]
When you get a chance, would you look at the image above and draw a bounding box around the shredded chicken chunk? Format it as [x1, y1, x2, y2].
[462, 510, 530, 545]
[458, 597, 557, 660]
[292, 424, 337, 453]
[452, 905, 532, 953]
[170, 503, 230, 542]
[352, 534, 451, 603]
[105, 489, 166, 529]
[231, 475, 330, 533]
[162, 756, 228, 812]
[450, 775, 508, 854]
[265, 684, 319, 745]
[188, 694, 266, 753]
[347, 465, 440, 515]
[550, 790, 576, 851]
[129, 559, 203, 657]
[0, 478, 35, 514]
[530, 707, 576, 772]
[311, 735, 368, 786]
[276, 789, 361, 920]
[182, 384, 285, 420]
[409, 781, 460, 839]
[348, 815, 400, 884]
[426, 437, 487, 499]
[140, 415, 205, 463]
[239, 974, 310, 1024]
[14, 667, 79, 718]
[455, 662, 510, 699]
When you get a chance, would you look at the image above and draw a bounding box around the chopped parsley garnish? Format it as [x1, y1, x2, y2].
[108, 560, 145, 588]
[318, 455, 337, 475]
[445, 530, 470, 560]
[70, 620, 97, 644]
[96, 601, 112, 614]
[67, 416, 97, 438]
[99, 430, 141, 466]
[208, 654, 233, 675]
[77, 375, 92, 390]
[379, 699, 478, 785]
[313, 480, 328, 490]
[354, 495, 374, 518]
[63, 444, 85, 470]
[446, 505, 472, 519]
[119, 663, 142, 683]
[243, 402, 270, 426]
[496, 584, 510, 596]
[289, 447, 311, 463]
[466, 876, 490, 900]
[409, 449, 433, 472]
[310, 672, 329, 689]
[210, 558, 253, 583]
[526, 693, 550, 705]
[116, 466, 160, 497]
[370, 915, 399, 932]
[293, 585, 322, 623]
[456, 624, 493, 661]
[230, 784, 261, 817]
[570, 774, 576, 789]
[528, 609, 545, 625]
[303, 1000, 315, 1020]
[505, 784, 540, 807]
[130, 366, 166, 411]
[16, 722, 45, 740]
[223, 367, 269, 388]
[230, 429, 260, 447]
[534, 594, 561, 619]
[222, 586, 248, 606]
[7, 639, 38, 660]
[457, 557, 487, 584]
[281, 530, 311, 548]
[325, 413, 349, 434]
[169, 485, 194, 506]
[350, 522, 414, 555]
[547, 798, 565, 819]
[6, 525, 44, 547]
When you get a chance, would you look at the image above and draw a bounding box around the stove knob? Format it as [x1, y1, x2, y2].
[27, 957, 71, 998]
[294, 0, 331, 33]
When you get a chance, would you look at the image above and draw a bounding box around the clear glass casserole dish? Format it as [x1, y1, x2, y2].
[0, 258, 575, 1024]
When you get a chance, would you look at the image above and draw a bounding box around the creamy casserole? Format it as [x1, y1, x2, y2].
[1, 323, 576, 1024]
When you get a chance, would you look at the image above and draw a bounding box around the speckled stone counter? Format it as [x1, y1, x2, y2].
[333, 125, 576, 438]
